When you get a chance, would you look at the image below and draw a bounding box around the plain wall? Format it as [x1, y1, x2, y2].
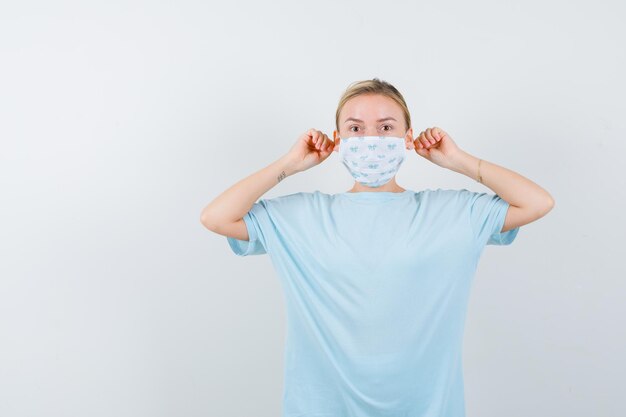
[1, 0, 625, 416]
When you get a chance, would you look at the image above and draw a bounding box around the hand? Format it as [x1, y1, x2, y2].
[284, 128, 335, 173]
[414, 127, 462, 170]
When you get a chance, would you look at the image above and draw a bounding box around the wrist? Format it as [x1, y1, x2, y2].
[450, 150, 481, 181]
[275, 155, 300, 177]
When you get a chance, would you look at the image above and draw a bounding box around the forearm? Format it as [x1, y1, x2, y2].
[200, 154, 298, 228]
[449, 150, 554, 211]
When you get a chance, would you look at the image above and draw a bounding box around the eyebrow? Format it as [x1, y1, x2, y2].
[344, 117, 397, 124]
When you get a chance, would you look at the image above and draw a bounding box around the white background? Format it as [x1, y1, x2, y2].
[1, 1, 624, 416]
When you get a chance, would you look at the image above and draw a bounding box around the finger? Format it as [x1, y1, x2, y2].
[425, 128, 435, 144]
[416, 134, 424, 148]
[317, 134, 326, 151]
[433, 128, 445, 145]
[419, 132, 430, 148]
[313, 131, 321, 149]
[319, 133, 328, 150]
[316, 133, 326, 151]
[324, 136, 334, 152]
[415, 143, 429, 157]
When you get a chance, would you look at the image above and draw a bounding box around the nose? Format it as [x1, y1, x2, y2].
[363, 128, 379, 137]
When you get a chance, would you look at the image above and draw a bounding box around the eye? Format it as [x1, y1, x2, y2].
[349, 126, 360, 132]
[382, 125, 392, 131]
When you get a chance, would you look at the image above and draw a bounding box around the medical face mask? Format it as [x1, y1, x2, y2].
[338, 135, 407, 188]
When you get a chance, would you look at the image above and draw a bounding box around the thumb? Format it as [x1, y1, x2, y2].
[414, 145, 431, 159]
[319, 144, 336, 161]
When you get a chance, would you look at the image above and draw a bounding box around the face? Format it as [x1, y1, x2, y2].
[333, 93, 414, 153]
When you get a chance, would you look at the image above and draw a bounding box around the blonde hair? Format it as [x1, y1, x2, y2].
[335, 78, 411, 133]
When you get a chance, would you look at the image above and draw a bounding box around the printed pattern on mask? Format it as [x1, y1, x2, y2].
[339, 136, 407, 187]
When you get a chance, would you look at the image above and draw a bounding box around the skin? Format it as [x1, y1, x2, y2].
[201, 93, 555, 240]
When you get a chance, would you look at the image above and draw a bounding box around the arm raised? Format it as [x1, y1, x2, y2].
[200, 128, 336, 240]
[200, 155, 297, 239]
[450, 150, 555, 232]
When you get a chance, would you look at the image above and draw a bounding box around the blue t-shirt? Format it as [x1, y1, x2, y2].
[226, 188, 520, 417]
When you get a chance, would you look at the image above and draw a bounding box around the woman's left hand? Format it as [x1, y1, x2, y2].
[413, 127, 463, 170]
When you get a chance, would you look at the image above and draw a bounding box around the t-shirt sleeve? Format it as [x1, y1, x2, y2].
[226, 200, 271, 256]
[465, 190, 520, 247]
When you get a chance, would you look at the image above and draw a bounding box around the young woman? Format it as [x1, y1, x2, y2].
[201, 78, 554, 417]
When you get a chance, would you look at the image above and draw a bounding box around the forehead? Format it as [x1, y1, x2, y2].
[341, 94, 402, 122]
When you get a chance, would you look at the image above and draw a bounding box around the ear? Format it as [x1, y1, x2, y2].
[405, 127, 414, 149]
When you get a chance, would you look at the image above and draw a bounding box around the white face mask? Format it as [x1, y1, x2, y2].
[338, 135, 407, 188]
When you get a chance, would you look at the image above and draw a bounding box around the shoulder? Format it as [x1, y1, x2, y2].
[425, 187, 484, 200]
[420, 187, 468, 201]
[257, 191, 319, 211]
[417, 188, 494, 211]
[272, 190, 337, 202]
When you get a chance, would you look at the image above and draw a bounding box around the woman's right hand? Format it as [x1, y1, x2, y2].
[284, 128, 335, 174]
